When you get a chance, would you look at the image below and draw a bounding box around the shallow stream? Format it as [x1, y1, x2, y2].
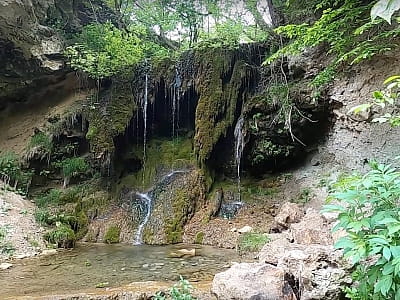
[1, 243, 241, 298]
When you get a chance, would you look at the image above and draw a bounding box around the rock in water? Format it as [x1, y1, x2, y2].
[168, 248, 196, 258]
[0, 263, 13, 270]
[212, 262, 296, 300]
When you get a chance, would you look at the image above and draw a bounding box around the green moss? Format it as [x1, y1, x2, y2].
[164, 170, 207, 244]
[104, 226, 121, 244]
[85, 80, 137, 155]
[194, 49, 253, 166]
[195, 232, 204, 244]
[75, 210, 89, 239]
[238, 232, 269, 253]
[165, 189, 187, 243]
[118, 137, 195, 191]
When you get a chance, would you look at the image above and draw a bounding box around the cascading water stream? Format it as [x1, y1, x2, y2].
[134, 192, 152, 245]
[234, 116, 244, 196]
[133, 170, 187, 245]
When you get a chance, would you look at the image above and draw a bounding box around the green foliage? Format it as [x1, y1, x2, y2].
[154, 276, 195, 300]
[57, 157, 89, 187]
[45, 223, 76, 248]
[104, 226, 120, 244]
[266, 1, 400, 87]
[65, 22, 144, 78]
[293, 188, 313, 204]
[194, 232, 204, 244]
[238, 232, 270, 253]
[27, 132, 53, 160]
[349, 75, 400, 126]
[0, 151, 32, 194]
[0, 225, 15, 256]
[195, 20, 268, 50]
[323, 162, 400, 299]
[35, 186, 84, 207]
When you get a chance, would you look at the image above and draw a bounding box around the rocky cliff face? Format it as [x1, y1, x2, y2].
[0, 0, 113, 110]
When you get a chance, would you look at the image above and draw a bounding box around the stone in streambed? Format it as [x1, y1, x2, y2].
[168, 248, 196, 258]
[0, 263, 13, 270]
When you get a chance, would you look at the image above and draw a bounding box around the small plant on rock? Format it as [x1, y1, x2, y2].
[45, 223, 76, 248]
[154, 276, 195, 300]
[104, 226, 120, 244]
[238, 232, 270, 253]
[26, 132, 53, 163]
[56, 157, 89, 188]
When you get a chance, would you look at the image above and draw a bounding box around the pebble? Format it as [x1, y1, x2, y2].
[0, 263, 13, 270]
[41, 249, 57, 256]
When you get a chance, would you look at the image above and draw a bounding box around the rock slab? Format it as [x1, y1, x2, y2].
[212, 262, 296, 300]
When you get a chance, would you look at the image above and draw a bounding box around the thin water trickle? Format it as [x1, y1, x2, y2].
[234, 116, 244, 195]
[142, 72, 149, 187]
[134, 192, 152, 245]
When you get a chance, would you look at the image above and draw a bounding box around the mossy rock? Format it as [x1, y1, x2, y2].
[104, 226, 121, 244]
[195, 232, 205, 244]
[45, 224, 76, 249]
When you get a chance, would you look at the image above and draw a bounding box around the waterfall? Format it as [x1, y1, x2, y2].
[132, 170, 187, 245]
[142, 72, 149, 186]
[134, 192, 152, 245]
[234, 116, 244, 194]
[172, 68, 182, 140]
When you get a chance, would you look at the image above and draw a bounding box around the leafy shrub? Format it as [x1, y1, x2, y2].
[65, 22, 144, 78]
[56, 157, 89, 188]
[0, 152, 32, 194]
[35, 209, 52, 225]
[45, 223, 76, 248]
[238, 232, 270, 253]
[154, 276, 195, 300]
[266, 1, 400, 87]
[26, 132, 53, 161]
[36, 189, 62, 207]
[324, 162, 400, 299]
[104, 226, 121, 244]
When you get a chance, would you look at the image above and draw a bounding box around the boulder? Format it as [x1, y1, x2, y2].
[289, 208, 333, 245]
[274, 203, 304, 228]
[277, 244, 348, 300]
[238, 225, 253, 233]
[212, 262, 296, 300]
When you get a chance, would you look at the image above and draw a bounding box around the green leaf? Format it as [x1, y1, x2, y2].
[384, 75, 400, 84]
[383, 262, 394, 275]
[383, 246, 392, 260]
[371, 0, 400, 23]
[348, 103, 372, 115]
[335, 237, 355, 250]
[390, 246, 400, 257]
